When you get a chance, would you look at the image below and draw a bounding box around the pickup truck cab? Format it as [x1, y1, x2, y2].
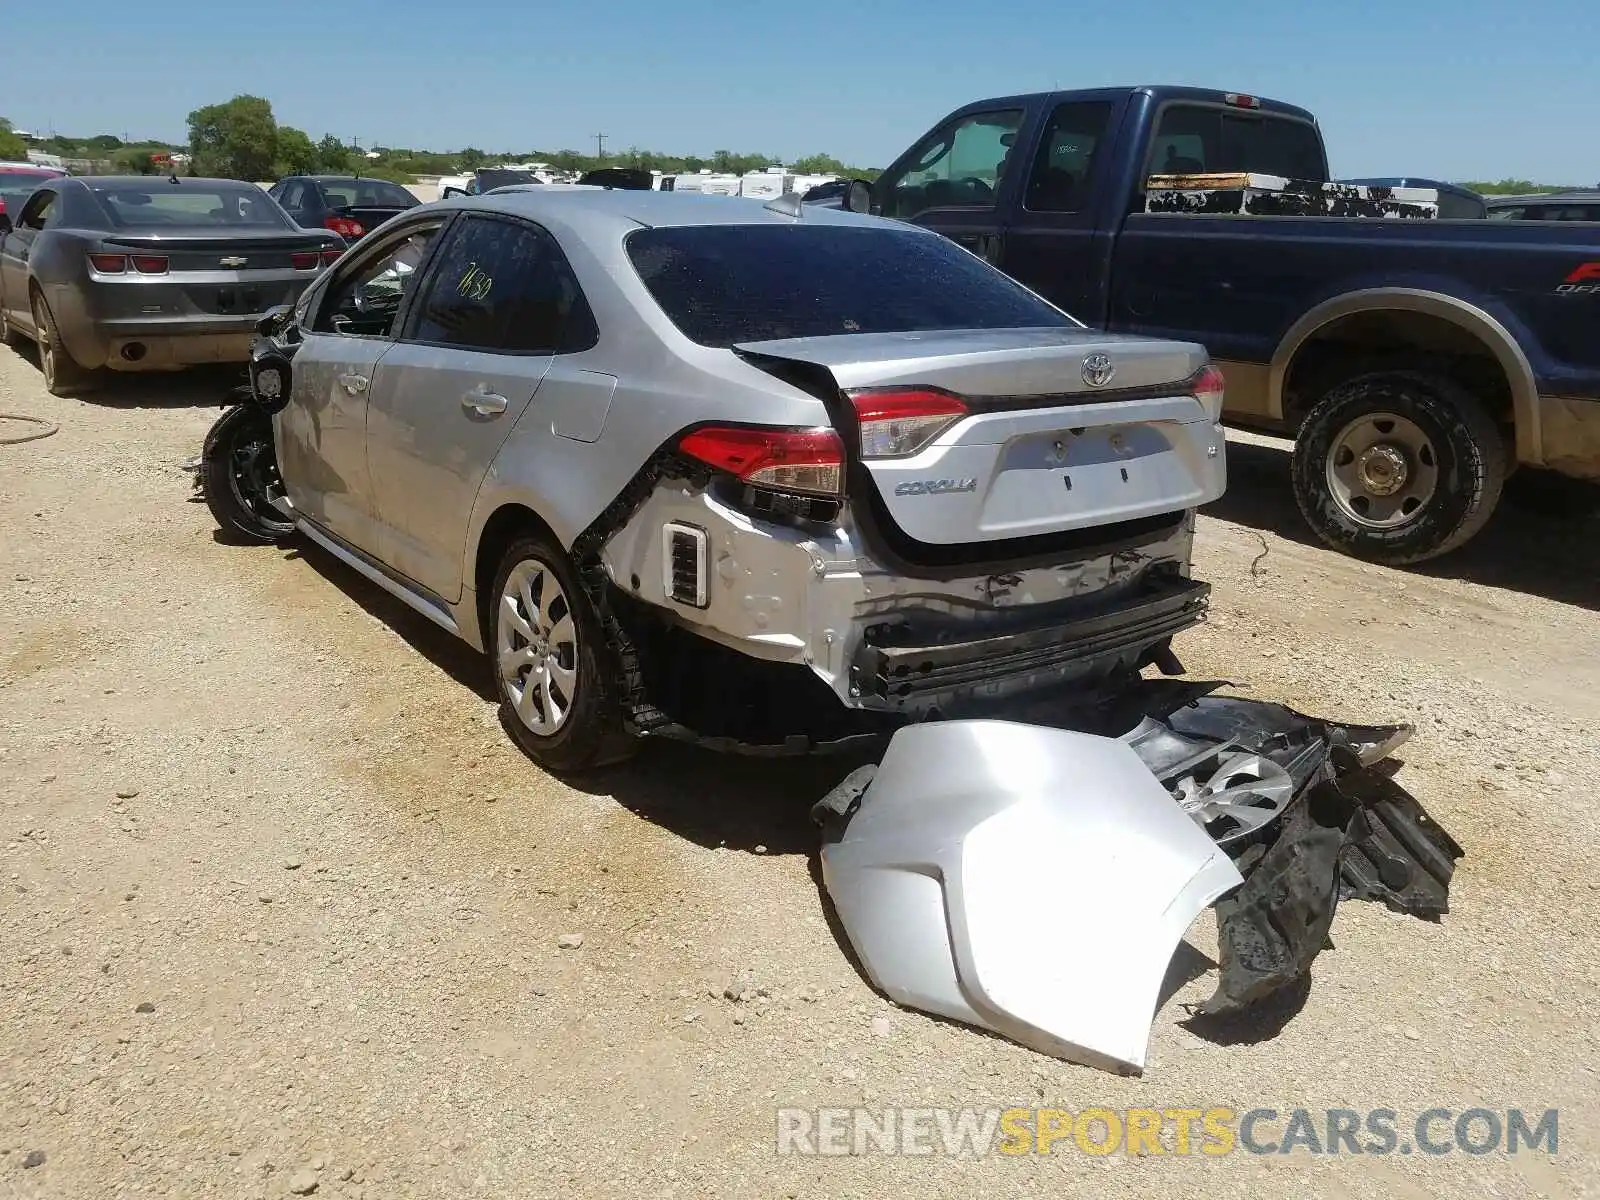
[857, 85, 1600, 563]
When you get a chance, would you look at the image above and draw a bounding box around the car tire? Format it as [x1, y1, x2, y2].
[200, 405, 296, 545]
[1291, 370, 1508, 565]
[31, 290, 91, 398]
[490, 534, 636, 774]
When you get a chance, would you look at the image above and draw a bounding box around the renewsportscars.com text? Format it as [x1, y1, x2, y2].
[775, 1106, 1559, 1158]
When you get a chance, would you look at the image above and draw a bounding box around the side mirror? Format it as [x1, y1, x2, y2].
[843, 179, 872, 214]
[254, 304, 293, 336]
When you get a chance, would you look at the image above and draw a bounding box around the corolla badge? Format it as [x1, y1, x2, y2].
[1081, 352, 1115, 388]
[895, 478, 978, 497]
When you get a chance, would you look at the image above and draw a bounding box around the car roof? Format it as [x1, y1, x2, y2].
[1485, 190, 1600, 206]
[440, 187, 896, 240]
[79, 175, 261, 191]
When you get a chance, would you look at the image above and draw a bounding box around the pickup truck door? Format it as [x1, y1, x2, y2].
[873, 107, 1029, 270]
[993, 99, 1124, 325]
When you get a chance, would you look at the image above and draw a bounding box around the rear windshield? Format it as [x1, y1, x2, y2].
[626, 225, 1074, 347]
[319, 179, 417, 208]
[91, 184, 288, 229]
[1147, 105, 1327, 182]
[0, 170, 60, 209]
[476, 170, 535, 191]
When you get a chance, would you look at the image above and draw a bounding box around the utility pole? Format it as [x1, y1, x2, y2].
[593, 132, 607, 161]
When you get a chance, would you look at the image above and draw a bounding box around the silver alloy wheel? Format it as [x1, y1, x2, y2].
[496, 557, 580, 737]
[1325, 410, 1440, 529]
[31, 296, 56, 391]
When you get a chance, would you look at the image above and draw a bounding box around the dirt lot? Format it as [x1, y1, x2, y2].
[2, 347, 1597, 1200]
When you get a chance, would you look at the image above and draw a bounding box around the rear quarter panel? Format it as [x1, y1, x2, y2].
[1108, 214, 1600, 403]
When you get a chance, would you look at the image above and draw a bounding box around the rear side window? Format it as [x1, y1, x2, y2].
[1147, 105, 1326, 182]
[1024, 101, 1116, 213]
[91, 184, 288, 228]
[626, 224, 1073, 348]
[411, 215, 597, 354]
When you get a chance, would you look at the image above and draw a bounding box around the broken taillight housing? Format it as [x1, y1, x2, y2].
[848, 388, 969, 459]
[678, 425, 845, 498]
[1190, 363, 1225, 422]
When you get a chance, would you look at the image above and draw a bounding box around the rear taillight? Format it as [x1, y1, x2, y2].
[290, 251, 320, 270]
[320, 246, 344, 266]
[678, 425, 845, 497]
[1190, 363, 1225, 422]
[324, 215, 364, 239]
[848, 388, 969, 459]
[130, 254, 168, 274]
[1224, 92, 1262, 109]
[88, 253, 127, 273]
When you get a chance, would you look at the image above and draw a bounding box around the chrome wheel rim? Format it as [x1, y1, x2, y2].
[32, 299, 55, 389]
[497, 558, 579, 737]
[1325, 411, 1439, 530]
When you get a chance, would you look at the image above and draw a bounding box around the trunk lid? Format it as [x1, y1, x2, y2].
[102, 231, 337, 272]
[734, 329, 1226, 548]
[328, 204, 409, 234]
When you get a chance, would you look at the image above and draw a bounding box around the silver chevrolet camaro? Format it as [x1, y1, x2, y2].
[0, 175, 343, 395]
[220, 188, 1229, 772]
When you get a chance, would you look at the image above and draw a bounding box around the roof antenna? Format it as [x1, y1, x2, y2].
[763, 191, 804, 219]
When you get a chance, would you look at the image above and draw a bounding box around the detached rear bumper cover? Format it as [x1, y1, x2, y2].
[817, 720, 1242, 1075]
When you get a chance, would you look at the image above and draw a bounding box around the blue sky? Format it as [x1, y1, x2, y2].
[6, 0, 1596, 182]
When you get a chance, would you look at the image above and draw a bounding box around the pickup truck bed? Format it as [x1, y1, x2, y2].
[855, 85, 1600, 562]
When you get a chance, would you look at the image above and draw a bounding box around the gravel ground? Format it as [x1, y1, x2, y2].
[1, 347, 1597, 1199]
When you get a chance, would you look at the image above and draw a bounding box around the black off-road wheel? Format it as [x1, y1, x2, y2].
[200, 406, 296, 544]
[489, 533, 637, 774]
[31, 289, 92, 398]
[1291, 371, 1508, 565]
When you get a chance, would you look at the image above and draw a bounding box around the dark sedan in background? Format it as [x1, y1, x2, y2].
[0, 175, 343, 395]
[266, 174, 420, 243]
[0, 163, 69, 223]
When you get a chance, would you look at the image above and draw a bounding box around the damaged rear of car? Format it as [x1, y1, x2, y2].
[580, 218, 1228, 759]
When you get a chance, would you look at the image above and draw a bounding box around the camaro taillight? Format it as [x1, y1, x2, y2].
[848, 388, 969, 459]
[324, 215, 364, 239]
[1190, 363, 1226, 422]
[678, 425, 845, 497]
[88, 253, 127, 273]
[130, 254, 168, 274]
[320, 246, 344, 266]
[290, 251, 320, 270]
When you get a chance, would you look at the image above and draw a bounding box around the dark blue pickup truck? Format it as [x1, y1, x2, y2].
[840, 85, 1600, 563]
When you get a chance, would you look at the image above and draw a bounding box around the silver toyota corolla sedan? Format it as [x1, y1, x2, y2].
[240, 188, 1228, 772]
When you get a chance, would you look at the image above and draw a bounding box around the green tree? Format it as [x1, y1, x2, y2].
[187, 95, 279, 180]
[112, 147, 162, 175]
[458, 146, 487, 170]
[0, 118, 27, 161]
[315, 135, 352, 173]
[275, 126, 318, 176]
[790, 153, 849, 175]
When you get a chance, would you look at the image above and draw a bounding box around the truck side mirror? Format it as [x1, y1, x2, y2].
[843, 179, 872, 214]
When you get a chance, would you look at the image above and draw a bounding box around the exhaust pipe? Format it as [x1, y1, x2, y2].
[119, 342, 148, 362]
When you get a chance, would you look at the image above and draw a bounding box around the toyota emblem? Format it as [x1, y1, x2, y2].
[1081, 353, 1115, 388]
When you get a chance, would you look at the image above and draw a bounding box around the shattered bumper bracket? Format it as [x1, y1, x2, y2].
[850, 576, 1210, 705]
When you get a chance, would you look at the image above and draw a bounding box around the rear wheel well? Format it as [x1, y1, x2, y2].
[474, 504, 561, 639]
[1282, 308, 1515, 434]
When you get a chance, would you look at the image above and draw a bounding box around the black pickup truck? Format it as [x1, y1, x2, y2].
[833, 86, 1600, 563]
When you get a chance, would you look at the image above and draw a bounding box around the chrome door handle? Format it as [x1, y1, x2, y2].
[462, 389, 508, 416]
[338, 373, 369, 394]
